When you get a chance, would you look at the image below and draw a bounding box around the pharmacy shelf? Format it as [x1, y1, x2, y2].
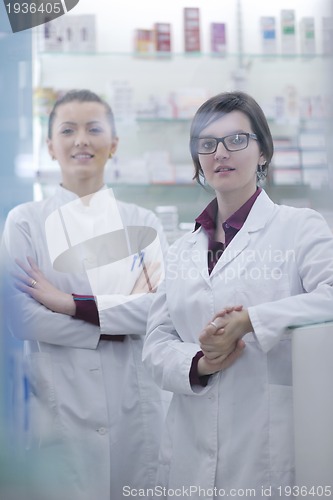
[37, 51, 332, 58]
[33, 48, 331, 225]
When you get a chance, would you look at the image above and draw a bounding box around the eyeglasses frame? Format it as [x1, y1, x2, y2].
[196, 132, 258, 154]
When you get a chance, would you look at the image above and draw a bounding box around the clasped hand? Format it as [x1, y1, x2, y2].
[197, 306, 253, 376]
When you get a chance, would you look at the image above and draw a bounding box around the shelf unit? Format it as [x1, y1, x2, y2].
[32, 49, 332, 234]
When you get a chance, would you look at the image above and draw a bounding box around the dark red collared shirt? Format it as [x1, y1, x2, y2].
[195, 187, 262, 274]
[190, 188, 262, 385]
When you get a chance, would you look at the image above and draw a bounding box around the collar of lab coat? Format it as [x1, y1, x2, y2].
[185, 190, 276, 280]
[55, 184, 108, 204]
[46, 185, 126, 271]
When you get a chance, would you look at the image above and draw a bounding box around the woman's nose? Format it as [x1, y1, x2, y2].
[214, 141, 229, 160]
[74, 132, 89, 147]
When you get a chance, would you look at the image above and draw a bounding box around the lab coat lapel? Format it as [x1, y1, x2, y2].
[210, 190, 276, 277]
[187, 228, 211, 284]
[211, 230, 250, 276]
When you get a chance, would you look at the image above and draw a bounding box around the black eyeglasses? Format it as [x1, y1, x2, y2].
[196, 133, 258, 154]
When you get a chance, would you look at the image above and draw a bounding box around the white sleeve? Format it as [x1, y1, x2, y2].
[248, 210, 333, 353]
[2, 209, 100, 349]
[142, 278, 216, 396]
[96, 210, 170, 336]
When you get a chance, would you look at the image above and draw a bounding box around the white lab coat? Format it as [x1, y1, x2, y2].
[2, 185, 170, 500]
[143, 190, 333, 500]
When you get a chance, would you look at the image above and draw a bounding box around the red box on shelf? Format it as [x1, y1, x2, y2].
[154, 23, 172, 52]
[184, 7, 201, 52]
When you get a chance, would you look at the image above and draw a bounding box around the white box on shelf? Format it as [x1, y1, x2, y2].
[299, 133, 326, 149]
[38, 18, 64, 52]
[301, 150, 327, 167]
[260, 16, 277, 55]
[63, 15, 96, 53]
[322, 17, 333, 55]
[38, 15, 96, 53]
[303, 168, 328, 189]
[300, 17, 316, 55]
[145, 151, 175, 184]
[175, 164, 195, 184]
[281, 10, 296, 54]
[118, 159, 150, 184]
[155, 206, 179, 232]
[280, 197, 311, 208]
[109, 80, 135, 123]
[272, 150, 301, 168]
[273, 168, 303, 185]
[300, 96, 325, 120]
[174, 88, 208, 119]
[273, 137, 297, 149]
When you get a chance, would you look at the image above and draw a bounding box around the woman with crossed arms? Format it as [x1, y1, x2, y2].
[2, 89, 169, 500]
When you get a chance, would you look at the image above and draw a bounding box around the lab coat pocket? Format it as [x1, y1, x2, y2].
[269, 384, 295, 472]
[26, 352, 62, 447]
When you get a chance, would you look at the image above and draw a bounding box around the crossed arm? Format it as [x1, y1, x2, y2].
[15, 258, 252, 375]
[13, 256, 161, 318]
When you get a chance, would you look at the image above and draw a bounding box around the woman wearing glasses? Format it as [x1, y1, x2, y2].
[143, 91, 333, 498]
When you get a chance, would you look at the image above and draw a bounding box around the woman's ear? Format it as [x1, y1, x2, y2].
[47, 138, 55, 160]
[259, 153, 266, 166]
[110, 136, 119, 156]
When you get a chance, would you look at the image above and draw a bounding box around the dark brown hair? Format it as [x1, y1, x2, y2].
[190, 91, 274, 185]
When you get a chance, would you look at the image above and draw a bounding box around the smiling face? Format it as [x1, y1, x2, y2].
[198, 110, 266, 200]
[47, 100, 118, 192]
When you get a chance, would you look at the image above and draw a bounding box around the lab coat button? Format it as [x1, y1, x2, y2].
[97, 427, 108, 435]
[84, 256, 96, 266]
[208, 393, 216, 402]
